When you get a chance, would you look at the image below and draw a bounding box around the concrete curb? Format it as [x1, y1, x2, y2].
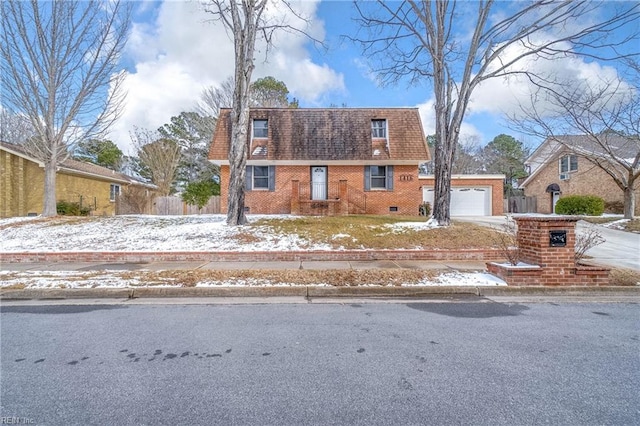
[1, 286, 638, 300]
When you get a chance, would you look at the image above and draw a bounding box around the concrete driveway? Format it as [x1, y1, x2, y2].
[455, 215, 640, 271]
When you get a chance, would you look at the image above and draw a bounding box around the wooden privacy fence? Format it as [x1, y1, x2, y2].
[504, 196, 537, 213]
[154, 196, 221, 215]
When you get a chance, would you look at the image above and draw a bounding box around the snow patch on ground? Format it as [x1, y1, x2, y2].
[0, 214, 334, 252]
[0, 270, 506, 288]
[386, 219, 441, 232]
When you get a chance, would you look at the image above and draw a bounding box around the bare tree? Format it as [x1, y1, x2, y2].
[131, 128, 182, 197]
[0, 109, 34, 145]
[198, 76, 236, 119]
[0, 0, 132, 216]
[203, 0, 317, 225]
[513, 73, 640, 219]
[353, 1, 639, 226]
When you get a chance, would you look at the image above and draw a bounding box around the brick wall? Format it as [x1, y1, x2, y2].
[219, 164, 423, 215]
[0, 248, 506, 263]
[487, 216, 610, 286]
[1, 149, 122, 217]
[419, 176, 504, 216]
[524, 155, 640, 214]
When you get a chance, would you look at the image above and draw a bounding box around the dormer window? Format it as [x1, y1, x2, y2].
[371, 119, 386, 138]
[253, 119, 268, 138]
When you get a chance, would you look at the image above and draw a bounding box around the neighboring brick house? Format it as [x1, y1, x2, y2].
[1, 141, 155, 217]
[208, 108, 431, 215]
[521, 135, 640, 215]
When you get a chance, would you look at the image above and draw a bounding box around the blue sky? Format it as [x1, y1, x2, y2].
[108, 0, 637, 154]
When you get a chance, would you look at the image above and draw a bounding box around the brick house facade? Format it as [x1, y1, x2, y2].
[522, 136, 640, 215]
[209, 108, 430, 215]
[1, 141, 155, 217]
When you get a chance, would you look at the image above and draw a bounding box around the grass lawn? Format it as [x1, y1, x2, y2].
[249, 215, 502, 249]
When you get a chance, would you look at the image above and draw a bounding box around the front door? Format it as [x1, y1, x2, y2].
[311, 166, 327, 200]
[552, 191, 561, 213]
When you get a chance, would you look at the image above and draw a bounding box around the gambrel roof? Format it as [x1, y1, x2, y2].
[209, 108, 430, 165]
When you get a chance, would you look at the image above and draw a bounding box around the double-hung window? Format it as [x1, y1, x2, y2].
[245, 165, 275, 191]
[110, 184, 120, 202]
[364, 165, 394, 191]
[559, 155, 578, 173]
[253, 119, 268, 139]
[371, 119, 386, 138]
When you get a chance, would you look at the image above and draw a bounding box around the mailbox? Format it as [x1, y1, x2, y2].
[549, 230, 567, 247]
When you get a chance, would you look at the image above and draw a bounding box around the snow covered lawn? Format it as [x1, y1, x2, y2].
[0, 215, 507, 288]
[0, 214, 326, 252]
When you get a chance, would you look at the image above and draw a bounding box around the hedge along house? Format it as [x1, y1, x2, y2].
[1, 141, 155, 217]
[208, 108, 431, 216]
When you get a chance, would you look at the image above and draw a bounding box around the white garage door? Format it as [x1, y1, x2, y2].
[423, 187, 491, 216]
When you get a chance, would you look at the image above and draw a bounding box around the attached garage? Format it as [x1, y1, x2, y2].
[423, 187, 491, 216]
[419, 175, 505, 216]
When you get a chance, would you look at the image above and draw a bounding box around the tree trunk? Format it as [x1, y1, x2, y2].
[42, 160, 57, 217]
[623, 185, 636, 219]
[226, 108, 249, 225]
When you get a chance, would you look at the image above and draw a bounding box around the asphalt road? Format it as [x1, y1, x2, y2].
[1, 300, 639, 425]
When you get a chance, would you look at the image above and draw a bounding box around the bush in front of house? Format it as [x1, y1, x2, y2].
[555, 195, 605, 216]
[56, 201, 91, 216]
[419, 201, 431, 217]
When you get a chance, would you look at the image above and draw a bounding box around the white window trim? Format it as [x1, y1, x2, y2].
[110, 184, 120, 202]
[559, 154, 578, 174]
[372, 119, 387, 139]
[251, 165, 270, 190]
[252, 119, 268, 139]
[370, 165, 388, 190]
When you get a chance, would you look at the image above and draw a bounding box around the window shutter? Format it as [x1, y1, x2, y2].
[386, 165, 394, 190]
[268, 166, 276, 191]
[245, 166, 253, 191]
[364, 166, 371, 191]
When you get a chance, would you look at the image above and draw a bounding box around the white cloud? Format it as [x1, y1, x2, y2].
[416, 98, 483, 142]
[468, 36, 630, 119]
[108, 0, 344, 153]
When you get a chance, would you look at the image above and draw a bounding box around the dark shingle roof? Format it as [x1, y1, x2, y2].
[209, 108, 430, 163]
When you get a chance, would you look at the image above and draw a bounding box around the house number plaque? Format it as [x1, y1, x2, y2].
[549, 230, 567, 247]
[399, 174, 413, 181]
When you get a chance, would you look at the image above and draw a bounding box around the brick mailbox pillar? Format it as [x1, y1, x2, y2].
[487, 215, 609, 286]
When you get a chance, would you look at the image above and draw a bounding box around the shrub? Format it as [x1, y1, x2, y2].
[555, 195, 604, 216]
[182, 180, 220, 210]
[419, 202, 431, 217]
[56, 200, 91, 216]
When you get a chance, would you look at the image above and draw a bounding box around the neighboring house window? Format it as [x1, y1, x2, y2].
[364, 165, 394, 191]
[371, 119, 386, 138]
[245, 165, 275, 191]
[253, 119, 268, 138]
[559, 155, 578, 173]
[110, 184, 120, 201]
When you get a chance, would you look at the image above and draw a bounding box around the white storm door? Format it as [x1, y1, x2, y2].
[311, 166, 327, 200]
[552, 192, 561, 213]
